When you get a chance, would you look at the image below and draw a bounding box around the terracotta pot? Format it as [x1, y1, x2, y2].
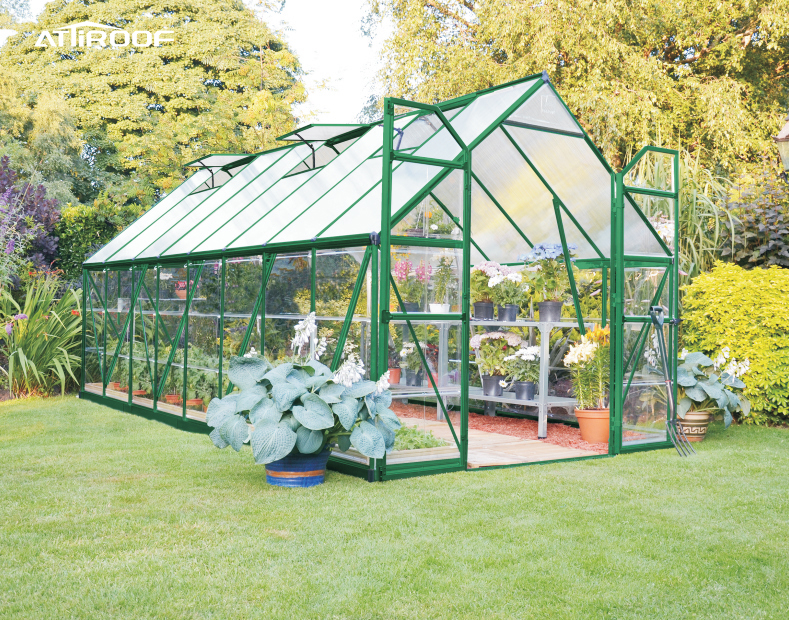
[575, 408, 610, 443]
[388, 367, 402, 384]
[132, 389, 146, 397]
[185, 398, 203, 409]
[110, 382, 121, 390]
[164, 394, 182, 405]
[678, 411, 711, 442]
[175, 289, 187, 300]
[119, 386, 128, 393]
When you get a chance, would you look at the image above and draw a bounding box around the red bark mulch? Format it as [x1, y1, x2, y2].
[391, 401, 610, 454]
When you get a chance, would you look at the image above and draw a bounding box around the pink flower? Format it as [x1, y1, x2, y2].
[393, 260, 412, 283]
[415, 261, 432, 283]
[5, 323, 12, 336]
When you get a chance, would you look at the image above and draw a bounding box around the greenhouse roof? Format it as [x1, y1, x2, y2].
[86, 73, 667, 267]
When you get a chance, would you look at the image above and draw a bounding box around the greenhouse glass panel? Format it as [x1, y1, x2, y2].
[106, 270, 137, 403]
[229, 129, 384, 250]
[136, 150, 292, 260]
[506, 83, 583, 136]
[172, 145, 311, 256]
[84, 271, 105, 394]
[503, 125, 612, 258]
[156, 266, 189, 415]
[110, 187, 222, 262]
[224, 256, 264, 362]
[624, 150, 675, 193]
[623, 267, 668, 316]
[469, 179, 528, 264]
[626, 193, 674, 255]
[317, 182, 382, 240]
[264, 252, 311, 360]
[87, 169, 211, 264]
[130, 268, 156, 409]
[186, 260, 222, 420]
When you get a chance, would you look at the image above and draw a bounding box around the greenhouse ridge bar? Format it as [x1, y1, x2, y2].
[80, 72, 680, 480]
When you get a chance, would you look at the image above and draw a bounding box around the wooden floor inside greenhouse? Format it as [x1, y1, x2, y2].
[400, 419, 600, 468]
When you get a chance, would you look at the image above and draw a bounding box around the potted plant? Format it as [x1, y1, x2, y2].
[164, 368, 183, 406]
[470, 331, 523, 396]
[393, 259, 429, 312]
[430, 252, 454, 313]
[174, 280, 188, 300]
[675, 349, 750, 441]
[502, 346, 540, 400]
[563, 326, 610, 443]
[470, 261, 512, 320]
[520, 243, 577, 323]
[206, 354, 399, 487]
[489, 271, 528, 322]
[387, 350, 402, 385]
[399, 342, 423, 386]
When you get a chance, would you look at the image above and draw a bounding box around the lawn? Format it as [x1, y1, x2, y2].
[1, 396, 787, 619]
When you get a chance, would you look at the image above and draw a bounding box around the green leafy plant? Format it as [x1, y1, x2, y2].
[502, 345, 540, 384]
[676, 351, 749, 427]
[681, 262, 789, 424]
[520, 244, 575, 302]
[563, 326, 610, 409]
[470, 331, 523, 376]
[0, 275, 82, 396]
[399, 342, 424, 372]
[470, 261, 515, 304]
[489, 271, 528, 307]
[393, 425, 447, 450]
[431, 252, 454, 304]
[206, 356, 400, 463]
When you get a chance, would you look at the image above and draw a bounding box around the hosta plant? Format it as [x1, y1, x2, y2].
[676, 351, 750, 428]
[206, 356, 400, 464]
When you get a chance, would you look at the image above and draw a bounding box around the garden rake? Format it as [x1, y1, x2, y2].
[649, 306, 696, 457]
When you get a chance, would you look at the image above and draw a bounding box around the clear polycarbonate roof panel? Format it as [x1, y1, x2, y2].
[165, 145, 312, 256]
[504, 125, 612, 257]
[193, 168, 320, 253]
[278, 124, 366, 141]
[285, 140, 356, 176]
[135, 148, 295, 259]
[318, 80, 538, 241]
[506, 84, 584, 136]
[85, 168, 212, 264]
[430, 168, 463, 222]
[184, 154, 253, 168]
[471, 128, 598, 259]
[109, 186, 222, 262]
[469, 178, 528, 264]
[227, 127, 385, 250]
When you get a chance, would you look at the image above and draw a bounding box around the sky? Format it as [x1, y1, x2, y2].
[1, 0, 389, 122]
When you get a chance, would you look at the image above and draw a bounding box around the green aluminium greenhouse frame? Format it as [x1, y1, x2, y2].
[80, 72, 681, 481]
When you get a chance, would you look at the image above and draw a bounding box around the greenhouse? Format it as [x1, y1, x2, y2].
[79, 72, 681, 481]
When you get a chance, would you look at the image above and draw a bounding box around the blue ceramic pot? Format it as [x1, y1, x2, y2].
[265, 448, 331, 487]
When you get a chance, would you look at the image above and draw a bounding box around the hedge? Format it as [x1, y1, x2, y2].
[55, 199, 142, 282]
[682, 262, 789, 425]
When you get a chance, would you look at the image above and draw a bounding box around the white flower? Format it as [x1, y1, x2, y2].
[314, 337, 327, 360]
[680, 348, 689, 360]
[564, 340, 598, 367]
[375, 370, 391, 394]
[430, 224, 438, 231]
[499, 380, 507, 388]
[334, 342, 365, 387]
[291, 312, 317, 354]
[244, 347, 258, 358]
[488, 274, 504, 288]
[505, 272, 522, 283]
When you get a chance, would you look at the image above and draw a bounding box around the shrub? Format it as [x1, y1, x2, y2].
[55, 197, 142, 282]
[0, 275, 82, 396]
[681, 262, 789, 424]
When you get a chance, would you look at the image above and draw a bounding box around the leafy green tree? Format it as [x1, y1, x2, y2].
[366, 0, 789, 170]
[0, 0, 306, 205]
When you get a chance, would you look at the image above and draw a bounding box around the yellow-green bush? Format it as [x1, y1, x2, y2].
[682, 262, 789, 424]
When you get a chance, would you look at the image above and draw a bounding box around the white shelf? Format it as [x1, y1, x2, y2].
[470, 319, 592, 328]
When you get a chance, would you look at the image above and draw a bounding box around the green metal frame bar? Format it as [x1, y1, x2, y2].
[371, 245, 379, 378]
[499, 125, 605, 259]
[182, 262, 201, 417]
[501, 120, 584, 139]
[389, 274, 461, 451]
[128, 269, 141, 405]
[218, 258, 225, 399]
[154, 266, 160, 411]
[310, 248, 317, 313]
[388, 312, 461, 321]
[390, 167, 455, 229]
[391, 152, 465, 169]
[553, 199, 585, 335]
[80, 270, 87, 390]
[611, 172, 624, 454]
[84, 272, 105, 390]
[390, 236, 463, 248]
[602, 267, 608, 328]
[154, 265, 204, 400]
[471, 171, 533, 248]
[225, 255, 276, 395]
[137, 277, 154, 394]
[331, 247, 372, 371]
[105, 269, 146, 387]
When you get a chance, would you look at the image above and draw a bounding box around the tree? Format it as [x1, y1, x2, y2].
[0, 0, 306, 206]
[366, 0, 789, 170]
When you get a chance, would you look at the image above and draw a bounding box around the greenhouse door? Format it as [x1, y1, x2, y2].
[611, 147, 679, 453]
